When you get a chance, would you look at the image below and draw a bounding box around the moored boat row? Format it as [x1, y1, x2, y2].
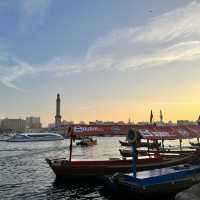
[46, 151, 199, 179]
[45, 127, 200, 198]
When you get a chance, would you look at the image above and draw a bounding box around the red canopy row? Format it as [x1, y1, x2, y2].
[72, 124, 200, 140]
[138, 125, 200, 140]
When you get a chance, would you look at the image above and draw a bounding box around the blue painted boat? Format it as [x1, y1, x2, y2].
[110, 164, 200, 197]
[108, 129, 200, 197]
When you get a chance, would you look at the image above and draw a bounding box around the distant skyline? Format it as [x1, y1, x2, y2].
[1, 0, 200, 125]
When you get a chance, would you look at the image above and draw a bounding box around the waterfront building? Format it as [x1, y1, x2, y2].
[26, 117, 41, 129]
[103, 121, 115, 125]
[48, 123, 55, 129]
[1, 118, 26, 132]
[177, 120, 196, 126]
[167, 121, 176, 126]
[137, 121, 149, 125]
[79, 121, 86, 125]
[89, 120, 104, 125]
[61, 120, 74, 125]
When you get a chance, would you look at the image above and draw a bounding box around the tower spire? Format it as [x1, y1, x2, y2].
[55, 93, 62, 126]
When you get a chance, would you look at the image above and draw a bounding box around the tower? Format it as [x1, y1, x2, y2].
[55, 93, 62, 126]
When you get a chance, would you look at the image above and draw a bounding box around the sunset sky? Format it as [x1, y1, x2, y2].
[0, 0, 200, 125]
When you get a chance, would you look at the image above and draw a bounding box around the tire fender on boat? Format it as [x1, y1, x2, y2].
[127, 128, 138, 144]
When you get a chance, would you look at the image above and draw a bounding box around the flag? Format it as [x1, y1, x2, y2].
[160, 110, 163, 122]
[150, 110, 153, 124]
[198, 115, 200, 125]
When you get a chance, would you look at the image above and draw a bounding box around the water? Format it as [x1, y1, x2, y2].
[0, 136, 195, 200]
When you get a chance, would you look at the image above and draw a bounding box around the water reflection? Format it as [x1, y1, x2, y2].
[47, 179, 105, 200]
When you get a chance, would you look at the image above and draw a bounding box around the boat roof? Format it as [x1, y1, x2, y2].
[73, 124, 200, 140]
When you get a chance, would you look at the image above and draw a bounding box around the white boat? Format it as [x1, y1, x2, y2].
[6, 133, 64, 142]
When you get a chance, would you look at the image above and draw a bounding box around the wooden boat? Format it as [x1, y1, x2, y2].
[190, 142, 200, 147]
[109, 164, 200, 197]
[45, 152, 199, 179]
[119, 140, 161, 148]
[119, 148, 196, 157]
[76, 137, 97, 146]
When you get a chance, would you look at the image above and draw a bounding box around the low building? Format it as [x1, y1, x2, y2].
[137, 121, 149, 125]
[177, 120, 196, 126]
[26, 117, 42, 129]
[1, 118, 26, 132]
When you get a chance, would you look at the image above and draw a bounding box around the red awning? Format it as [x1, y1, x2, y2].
[139, 125, 200, 140]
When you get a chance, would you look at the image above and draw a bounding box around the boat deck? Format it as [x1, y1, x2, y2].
[126, 164, 200, 179]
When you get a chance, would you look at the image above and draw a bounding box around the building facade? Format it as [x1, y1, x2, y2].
[26, 117, 41, 129]
[1, 118, 26, 132]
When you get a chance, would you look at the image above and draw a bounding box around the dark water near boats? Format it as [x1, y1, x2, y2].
[0, 136, 194, 200]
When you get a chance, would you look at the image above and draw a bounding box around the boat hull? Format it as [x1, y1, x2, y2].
[46, 152, 198, 180]
[119, 148, 196, 157]
[119, 140, 160, 148]
[76, 139, 97, 146]
[7, 137, 64, 142]
[6, 133, 64, 142]
[110, 165, 200, 197]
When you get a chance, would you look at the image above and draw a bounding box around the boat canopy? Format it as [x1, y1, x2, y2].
[138, 125, 200, 140]
[72, 124, 200, 140]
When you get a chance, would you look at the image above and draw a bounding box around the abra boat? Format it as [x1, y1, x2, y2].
[119, 140, 161, 148]
[190, 142, 200, 147]
[7, 133, 64, 142]
[45, 152, 198, 180]
[110, 128, 200, 197]
[110, 164, 200, 197]
[46, 127, 200, 180]
[119, 148, 196, 157]
[76, 137, 97, 146]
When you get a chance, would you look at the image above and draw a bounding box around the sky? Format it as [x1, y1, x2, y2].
[0, 0, 200, 126]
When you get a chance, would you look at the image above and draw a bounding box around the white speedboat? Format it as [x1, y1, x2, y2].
[6, 133, 64, 142]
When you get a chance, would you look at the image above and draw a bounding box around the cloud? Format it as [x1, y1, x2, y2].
[83, 1, 200, 71]
[1, 1, 200, 90]
[133, 1, 200, 43]
[0, 56, 36, 90]
[47, 1, 200, 76]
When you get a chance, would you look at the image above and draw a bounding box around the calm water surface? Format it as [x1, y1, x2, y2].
[1, 136, 192, 200]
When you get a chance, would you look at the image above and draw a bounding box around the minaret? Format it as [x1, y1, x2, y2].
[55, 93, 62, 126]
